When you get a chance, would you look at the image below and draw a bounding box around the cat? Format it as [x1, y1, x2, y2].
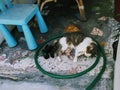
[53, 32, 97, 62]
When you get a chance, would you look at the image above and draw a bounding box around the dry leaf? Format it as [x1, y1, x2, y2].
[98, 16, 107, 21]
[99, 41, 107, 47]
[90, 27, 103, 36]
[65, 24, 80, 32]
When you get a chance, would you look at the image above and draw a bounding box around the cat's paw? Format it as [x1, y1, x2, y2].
[57, 56, 62, 62]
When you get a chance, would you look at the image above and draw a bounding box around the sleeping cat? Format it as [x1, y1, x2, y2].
[53, 32, 97, 62]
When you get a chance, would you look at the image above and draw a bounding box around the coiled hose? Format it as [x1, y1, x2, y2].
[34, 33, 107, 90]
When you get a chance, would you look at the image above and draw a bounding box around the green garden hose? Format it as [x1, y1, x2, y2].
[34, 33, 107, 90]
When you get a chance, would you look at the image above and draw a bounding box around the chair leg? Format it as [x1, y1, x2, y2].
[17, 25, 23, 32]
[36, 8, 48, 33]
[21, 24, 37, 50]
[0, 24, 17, 47]
[75, 0, 87, 21]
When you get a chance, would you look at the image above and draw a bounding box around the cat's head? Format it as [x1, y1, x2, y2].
[85, 42, 97, 57]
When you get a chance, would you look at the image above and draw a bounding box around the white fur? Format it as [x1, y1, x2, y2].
[73, 37, 94, 62]
[57, 37, 95, 62]
[59, 37, 74, 52]
[57, 37, 74, 61]
[59, 37, 68, 52]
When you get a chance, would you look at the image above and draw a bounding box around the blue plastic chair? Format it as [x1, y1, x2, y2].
[0, 0, 48, 50]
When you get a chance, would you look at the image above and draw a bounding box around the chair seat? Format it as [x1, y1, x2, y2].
[0, 4, 38, 25]
[0, 1, 48, 50]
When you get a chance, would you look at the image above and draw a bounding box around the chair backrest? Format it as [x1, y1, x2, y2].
[0, 0, 12, 12]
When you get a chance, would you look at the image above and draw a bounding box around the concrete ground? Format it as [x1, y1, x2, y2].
[0, 0, 116, 90]
[0, 79, 76, 90]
